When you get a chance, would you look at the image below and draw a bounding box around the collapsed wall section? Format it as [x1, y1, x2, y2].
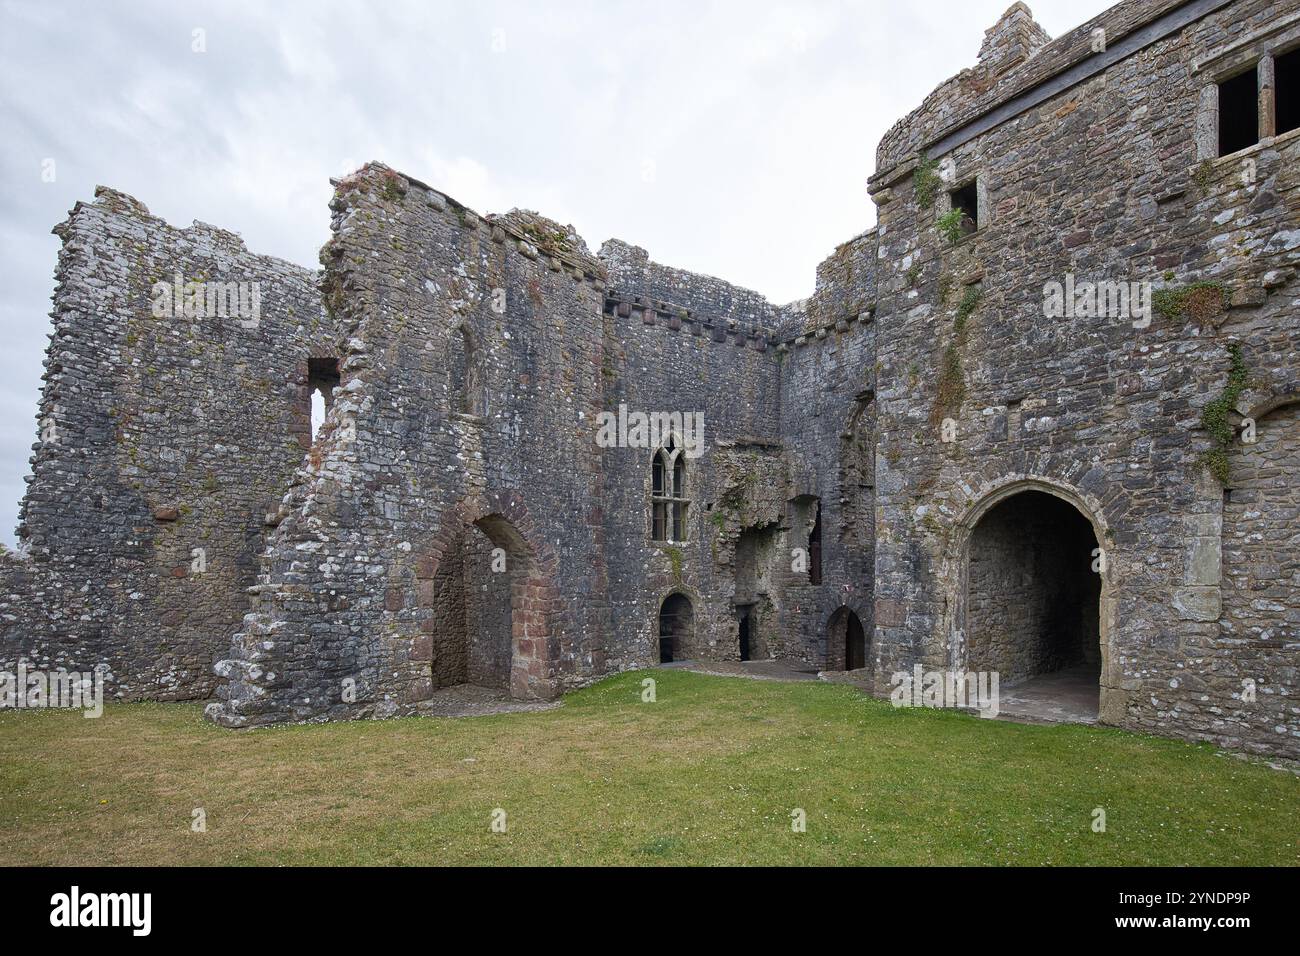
[0, 187, 332, 700]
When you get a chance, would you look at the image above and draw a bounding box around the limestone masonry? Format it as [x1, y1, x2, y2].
[2, 0, 1297, 760]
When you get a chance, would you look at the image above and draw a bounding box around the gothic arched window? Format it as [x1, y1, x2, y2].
[651, 436, 689, 542]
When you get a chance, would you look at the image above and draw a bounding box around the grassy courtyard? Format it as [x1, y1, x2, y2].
[0, 669, 1295, 866]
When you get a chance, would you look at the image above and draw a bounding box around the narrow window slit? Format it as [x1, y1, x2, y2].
[307, 357, 341, 440]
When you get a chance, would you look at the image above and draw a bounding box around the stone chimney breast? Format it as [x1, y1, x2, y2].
[977, 2, 1052, 74]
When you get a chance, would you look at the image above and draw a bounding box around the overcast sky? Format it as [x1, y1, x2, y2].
[0, 0, 1112, 545]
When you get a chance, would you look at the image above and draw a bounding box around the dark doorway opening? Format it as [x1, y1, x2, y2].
[738, 607, 752, 661]
[1218, 65, 1259, 156]
[846, 613, 866, 670]
[967, 490, 1101, 714]
[419, 515, 532, 697]
[826, 607, 868, 672]
[658, 593, 693, 663]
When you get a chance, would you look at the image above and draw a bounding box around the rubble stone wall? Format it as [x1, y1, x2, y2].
[0, 187, 332, 700]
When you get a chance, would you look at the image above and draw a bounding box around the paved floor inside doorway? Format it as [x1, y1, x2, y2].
[990, 665, 1100, 725]
[664, 658, 1100, 727]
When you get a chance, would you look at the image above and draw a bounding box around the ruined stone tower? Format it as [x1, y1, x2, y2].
[2, 0, 1296, 759]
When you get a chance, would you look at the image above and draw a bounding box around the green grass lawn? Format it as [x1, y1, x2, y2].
[1, 669, 1295, 866]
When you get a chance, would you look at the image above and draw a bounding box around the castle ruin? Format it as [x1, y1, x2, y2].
[2, 0, 1297, 759]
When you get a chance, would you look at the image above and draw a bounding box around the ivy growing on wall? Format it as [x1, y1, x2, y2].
[1201, 343, 1249, 484]
[954, 285, 982, 335]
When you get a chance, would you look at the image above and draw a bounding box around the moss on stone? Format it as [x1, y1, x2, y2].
[932, 344, 965, 426]
[1192, 159, 1215, 195]
[1153, 281, 1228, 325]
[664, 545, 683, 582]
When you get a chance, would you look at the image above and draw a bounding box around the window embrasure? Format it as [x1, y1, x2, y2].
[651, 435, 690, 542]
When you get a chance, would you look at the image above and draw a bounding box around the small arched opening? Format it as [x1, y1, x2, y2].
[826, 606, 868, 672]
[658, 593, 694, 664]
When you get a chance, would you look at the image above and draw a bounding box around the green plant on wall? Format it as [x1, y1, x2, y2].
[913, 158, 941, 209]
[937, 209, 965, 245]
[380, 170, 404, 202]
[937, 273, 954, 305]
[1201, 343, 1249, 484]
[664, 545, 683, 582]
[931, 344, 965, 426]
[954, 285, 982, 335]
[1153, 281, 1228, 326]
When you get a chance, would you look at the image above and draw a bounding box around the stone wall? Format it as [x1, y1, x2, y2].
[866, 0, 1299, 758]
[6, 0, 1297, 760]
[0, 187, 332, 700]
[598, 240, 789, 667]
[207, 164, 612, 725]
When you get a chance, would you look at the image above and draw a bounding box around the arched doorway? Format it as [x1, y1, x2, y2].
[420, 514, 532, 693]
[826, 607, 869, 671]
[658, 593, 693, 663]
[411, 493, 558, 702]
[964, 488, 1102, 718]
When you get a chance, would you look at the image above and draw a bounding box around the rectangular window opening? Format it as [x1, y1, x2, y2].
[1218, 65, 1260, 156]
[1277, 47, 1300, 137]
[950, 181, 979, 235]
[308, 357, 341, 405]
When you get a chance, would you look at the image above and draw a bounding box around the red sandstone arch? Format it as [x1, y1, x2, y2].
[411, 490, 560, 699]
